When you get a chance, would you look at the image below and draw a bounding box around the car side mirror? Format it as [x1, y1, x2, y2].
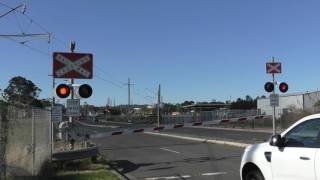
[269, 135, 284, 147]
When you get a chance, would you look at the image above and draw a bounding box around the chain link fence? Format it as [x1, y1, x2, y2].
[0, 105, 51, 178]
[162, 109, 259, 125]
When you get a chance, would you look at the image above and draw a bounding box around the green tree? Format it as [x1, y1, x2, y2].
[230, 95, 257, 109]
[2, 76, 41, 105]
[181, 101, 195, 106]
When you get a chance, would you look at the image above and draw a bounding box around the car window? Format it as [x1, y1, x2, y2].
[284, 118, 320, 148]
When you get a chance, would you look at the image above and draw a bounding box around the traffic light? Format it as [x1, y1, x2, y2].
[279, 82, 288, 93]
[56, 84, 71, 98]
[78, 84, 92, 98]
[264, 82, 274, 92]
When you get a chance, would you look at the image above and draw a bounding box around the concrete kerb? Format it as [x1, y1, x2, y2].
[74, 120, 119, 128]
[145, 132, 250, 148]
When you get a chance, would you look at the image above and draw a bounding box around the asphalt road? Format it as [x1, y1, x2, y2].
[73, 119, 272, 144]
[162, 127, 272, 144]
[94, 133, 244, 180]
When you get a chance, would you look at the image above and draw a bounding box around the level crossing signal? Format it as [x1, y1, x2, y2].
[264, 82, 288, 93]
[56, 84, 93, 98]
[279, 82, 288, 93]
[264, 82, 274, 92]
[56, 84, 70, 98]
[78, 84, 92, 98]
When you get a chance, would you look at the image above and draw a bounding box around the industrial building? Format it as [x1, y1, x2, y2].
[257, 91, 320, 118]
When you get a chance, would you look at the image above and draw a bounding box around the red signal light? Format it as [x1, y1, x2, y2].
[279, 82, 288, 93]
[56, 84, 70, 98]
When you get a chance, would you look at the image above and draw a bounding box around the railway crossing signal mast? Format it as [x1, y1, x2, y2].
[265, 57, 288, 135]
[53, 42, 93, 143]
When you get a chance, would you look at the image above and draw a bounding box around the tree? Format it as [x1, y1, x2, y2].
[230, 95, 257, 109]
[181, 101, 195, 106]
[162, 103, 179, 114]
[2, 76, 41, 105]
[31, 98, 52, 108]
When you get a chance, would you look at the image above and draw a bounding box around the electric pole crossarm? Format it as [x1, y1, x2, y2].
[0, 33, 50, 37]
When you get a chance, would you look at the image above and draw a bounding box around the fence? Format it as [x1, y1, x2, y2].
[0, 105, 51, 178]
[162, 109, 259, 125]
[98, 114, 157, 124]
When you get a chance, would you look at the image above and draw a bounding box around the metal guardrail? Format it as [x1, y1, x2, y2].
[52, 146, 98, 162]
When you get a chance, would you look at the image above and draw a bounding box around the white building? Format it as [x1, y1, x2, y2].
[257, 91, 320, 118]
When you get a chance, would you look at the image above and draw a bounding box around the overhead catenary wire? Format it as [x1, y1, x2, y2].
[0, 1, 155, 104]
[1, 35, 51, 56]
[0, 3, 23, 19]
[94, 74, 154, 104]
[0, 2, 61, 46]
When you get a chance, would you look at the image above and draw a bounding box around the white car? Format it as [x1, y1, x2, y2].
[240, 114, 320, 180]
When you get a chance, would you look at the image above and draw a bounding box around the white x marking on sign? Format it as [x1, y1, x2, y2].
[55, 54, 91, 78]
[267, 63, 281, 73]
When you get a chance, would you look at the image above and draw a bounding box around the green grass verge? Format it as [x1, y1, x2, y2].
[52, 169, 119, 180]
[51, 155, 120, 180]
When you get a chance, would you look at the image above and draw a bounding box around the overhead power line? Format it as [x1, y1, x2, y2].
[0, 1, 156, 104]
[0, 3, 23, 19]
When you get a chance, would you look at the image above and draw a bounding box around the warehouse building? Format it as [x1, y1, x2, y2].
[257, 91, 320, 118]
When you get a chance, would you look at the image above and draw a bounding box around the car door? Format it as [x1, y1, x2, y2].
[271, 118, 320, 180]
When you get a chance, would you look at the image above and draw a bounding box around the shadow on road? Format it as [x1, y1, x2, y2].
[109, 160, 153, 174]
[108, 155, 240, 175]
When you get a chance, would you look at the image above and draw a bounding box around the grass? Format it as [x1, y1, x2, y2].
[51, 155, 120, 180]
[52, 169, 119, 180]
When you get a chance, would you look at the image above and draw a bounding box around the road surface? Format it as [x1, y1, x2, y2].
[94, 133, 244, 180]
[162, 127, 272, 144]
[73, 120, 272, 179]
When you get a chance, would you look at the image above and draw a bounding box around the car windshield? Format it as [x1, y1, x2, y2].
[0, 1, 319, 180]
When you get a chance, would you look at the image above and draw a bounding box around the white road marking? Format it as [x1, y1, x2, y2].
[202, 172, 228, 176]
[145, 175, 191, 180]
[160, 148, 180, 154]
[145, 172, 228, 180]
[146, 132, 249, 148]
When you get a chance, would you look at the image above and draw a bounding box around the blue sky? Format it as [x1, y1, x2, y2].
[1, 0, 320, 106]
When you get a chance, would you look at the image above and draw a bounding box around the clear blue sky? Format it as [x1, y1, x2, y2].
[1, 0, 320, 106]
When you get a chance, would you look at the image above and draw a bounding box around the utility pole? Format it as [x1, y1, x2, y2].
[157, 84, 161, 126]
[126, 78, 134, 122]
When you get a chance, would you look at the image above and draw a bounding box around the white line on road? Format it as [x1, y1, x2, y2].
[160, 148, 180, 154]
[145, 172, 228, 180]
[202, 172, 228, 176]
[146, 132, 249, 148]
[145, 175, 191, 180]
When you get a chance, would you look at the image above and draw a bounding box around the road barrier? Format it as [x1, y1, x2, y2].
[83, 115, 272, 139]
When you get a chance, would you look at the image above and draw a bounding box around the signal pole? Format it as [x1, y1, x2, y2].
[69, 41, 75, 124]
[272, 57, 276, 135]
[265, 57, 286, 135]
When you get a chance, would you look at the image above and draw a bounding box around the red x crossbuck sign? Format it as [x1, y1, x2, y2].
[266, 62, 281, 74]
[53, 52, 93, 79]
